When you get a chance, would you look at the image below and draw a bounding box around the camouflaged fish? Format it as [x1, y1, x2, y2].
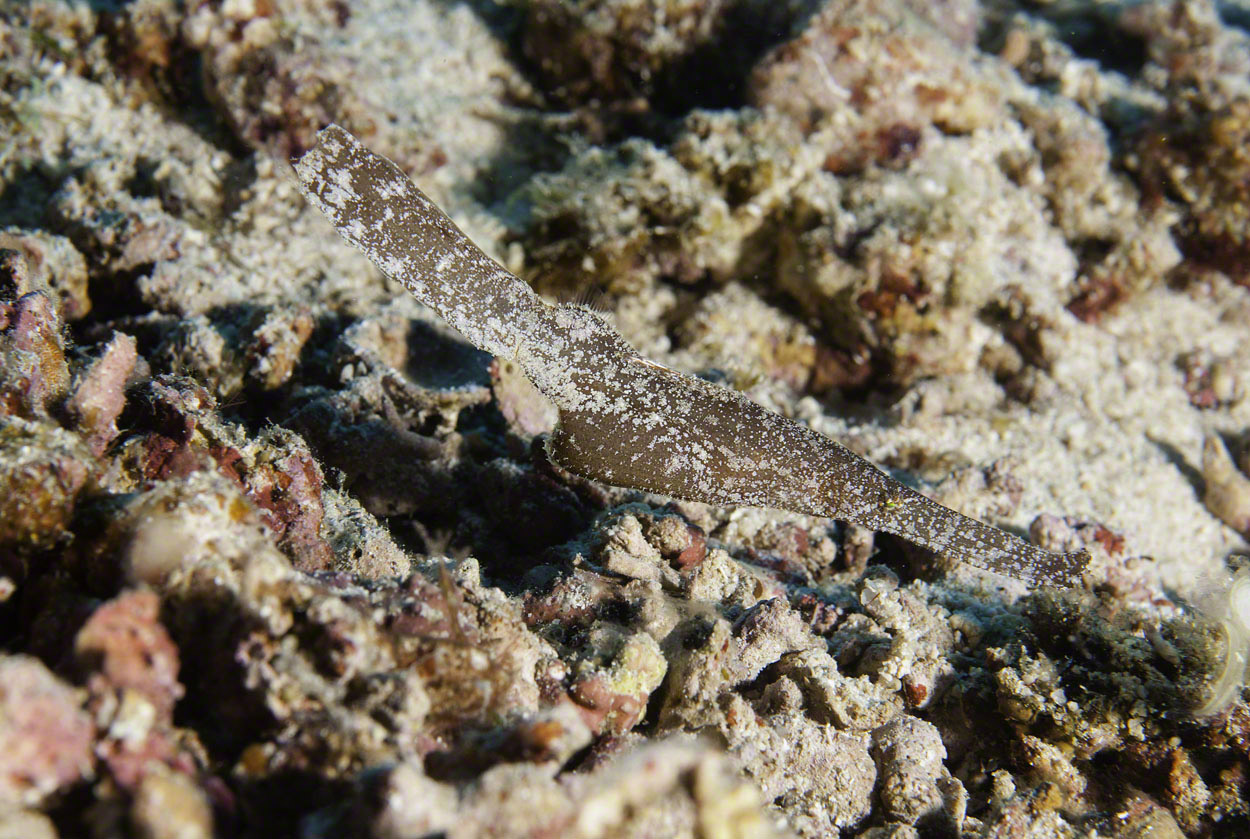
[294, 124, 1090, 588]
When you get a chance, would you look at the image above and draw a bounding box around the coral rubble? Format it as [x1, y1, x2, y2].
[0, 0, 1249, 836]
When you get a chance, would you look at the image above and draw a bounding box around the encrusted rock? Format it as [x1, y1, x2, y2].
[129, 766, 213, 839]
[0, 416, 93, 553]
[569, 623, 667, 735]
[75, 589, 184, 721]
[775, 648, 904, 732]
[66, 332, 138, 456]
[749, 0, 1006, 147]
[0, 656, 94, 807]
[871, 715, 946, 825]
[182, 0, 372, 161]
[113, 378, 339, 572]
[1135, 96, 1250, 284]
[0, 807, 59, 839]
[1202, 433, 1250, 537]
[0, 292, 70, 418]
[245, 307, 314, 391]
[724, 698, 876, 836]
[48, 164, 183, 281]
[0, 230, 90, 321]
[347, 760, 458, 839]
[519, 0, 727, 107]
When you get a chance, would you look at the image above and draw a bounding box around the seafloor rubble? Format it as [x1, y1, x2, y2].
[1, 0, 1250, 837]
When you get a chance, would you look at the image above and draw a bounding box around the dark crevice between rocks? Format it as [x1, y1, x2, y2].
[650, 0, 826, 116]
[235, 771, 354, 839]
[979, 6, 1150, 80]
[1222, 2, 1250, 33]
[0, 169, 59, 229]
[503, 0, 824, 146]
[1053, 15, 1149, 79]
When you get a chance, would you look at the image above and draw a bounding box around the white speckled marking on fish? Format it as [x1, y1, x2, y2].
[294, 124, 1090, 588]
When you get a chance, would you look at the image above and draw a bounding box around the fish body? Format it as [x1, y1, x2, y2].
[295, 124, 1089, 588]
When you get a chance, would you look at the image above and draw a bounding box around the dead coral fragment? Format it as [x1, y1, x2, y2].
[1135, 97, 1250, 283]
[749, 0, 1003, 143]
[1202, 434, 1250, 538]
[0, 292, 70, 418]
[74, 589, 190, 792]
[871, 715, 946, 825]
[294, 124, 1089, 588]
[75, 589, 184, 721]
[66, 332, 137, 456]
[0, 655, 95, 807]
[0, 230, 91, 321]
[520, 0, 727, 106]
[0, 416, 93, 551]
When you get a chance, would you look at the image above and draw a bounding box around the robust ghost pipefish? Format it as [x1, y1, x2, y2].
[294, 124, 1090, 588]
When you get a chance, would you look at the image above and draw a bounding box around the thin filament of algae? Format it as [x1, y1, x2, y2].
[294, 124, 1090, 589]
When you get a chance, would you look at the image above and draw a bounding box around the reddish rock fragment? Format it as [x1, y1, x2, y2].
[794, 592, 843, 635]
[234, 431, 335, 573]
[128, 377, 249, 485]
[127, 378, 218, 481]
[75, 592, 204, 793]
[0, 292, 70, 417]
[66, 332, 138, 456]
[75, 588, 184, 720]
[1089, 525, 1127, 557]
[566, 626, 666, 736]
[569, 673, 646, 736]
[1029, 514, 1124, 557]
[522, 568, 618, 628]
[673, 525, 707, 570]
[901, 678, 928, 709]
[387, 571, 475, 641]
[122, 378, 336, 570]
[0, 655, 95, 807]
[639, 507, 707, 570]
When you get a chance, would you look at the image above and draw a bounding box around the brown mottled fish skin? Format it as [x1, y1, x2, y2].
[294, 124, 1090, 589]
